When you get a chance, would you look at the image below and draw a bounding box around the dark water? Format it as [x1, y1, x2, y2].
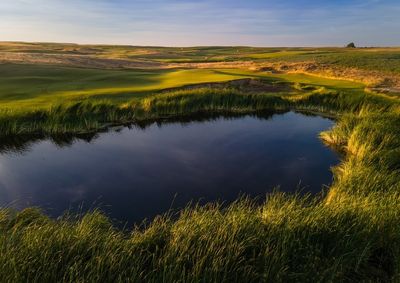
[0, 112, 339, 225]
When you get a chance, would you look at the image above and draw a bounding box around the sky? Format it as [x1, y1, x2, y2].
[0, 0, 399, 47]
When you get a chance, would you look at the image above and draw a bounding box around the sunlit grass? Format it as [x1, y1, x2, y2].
[0, 64, 365, 112]
[1, 190, 399, 282]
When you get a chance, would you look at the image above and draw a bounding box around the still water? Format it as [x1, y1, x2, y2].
[0, 112, 338, 225]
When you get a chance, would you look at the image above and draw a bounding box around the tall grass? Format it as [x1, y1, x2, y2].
[1, 192, 399, 282]
[0, 88, 279, 137]
[0, 85, 388, 137]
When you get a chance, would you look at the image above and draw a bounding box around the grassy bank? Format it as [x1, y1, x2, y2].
[0, 71, 367, 137]
[0, 86, 383, 137]
[1, 192, 399, 282]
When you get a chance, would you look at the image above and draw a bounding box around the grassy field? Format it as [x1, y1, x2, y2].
[2, 42, 400, 74]
[1, 42, 400, 282]
[0, 62, 364, 111]
[0, 64, 248, 109]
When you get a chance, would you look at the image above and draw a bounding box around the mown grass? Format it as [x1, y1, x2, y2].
[1, 60, 400, 281]
[0, 63, 365, 111]
[0, 65, 257, 109]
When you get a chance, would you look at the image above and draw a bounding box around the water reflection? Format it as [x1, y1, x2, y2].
[0, 111, 280, 154]
[0, 111, 338, 226]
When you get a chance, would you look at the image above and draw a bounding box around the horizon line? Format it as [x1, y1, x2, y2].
[1, 40, 399, 49]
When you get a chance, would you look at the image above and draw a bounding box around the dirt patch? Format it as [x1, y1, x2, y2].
[258, 66, 281, 74]
[160, 78, 293, 94]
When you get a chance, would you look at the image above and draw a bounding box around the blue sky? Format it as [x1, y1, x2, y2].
[1, 0, 399, 46]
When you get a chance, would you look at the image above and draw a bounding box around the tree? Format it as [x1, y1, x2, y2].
[346, 42, 356, 48]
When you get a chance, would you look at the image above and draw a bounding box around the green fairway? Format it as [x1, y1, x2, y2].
[0, 65, 243, 109]
[0, 63, 366, 111]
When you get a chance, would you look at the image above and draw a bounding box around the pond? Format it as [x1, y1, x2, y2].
[0, 111, 339, 225]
